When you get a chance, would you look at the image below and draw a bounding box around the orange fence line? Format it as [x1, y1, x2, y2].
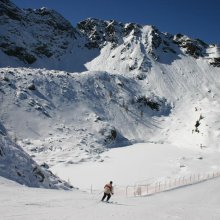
[113, 171, 220, 197]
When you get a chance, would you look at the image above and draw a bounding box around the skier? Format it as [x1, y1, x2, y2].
[101, 181, 114, 202]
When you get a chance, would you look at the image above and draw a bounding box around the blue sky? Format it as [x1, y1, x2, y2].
[12, 0, 219, 44]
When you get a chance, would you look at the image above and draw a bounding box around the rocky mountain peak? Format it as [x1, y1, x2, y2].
[77, 18, 125, 48]
[0, 0, 78, 65]
[24, 7, 75, 33]
[77, 18, 143, 49]
[0, 0, 219, 70]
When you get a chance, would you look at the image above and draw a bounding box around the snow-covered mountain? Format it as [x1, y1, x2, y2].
[0, 67, 172, 164]
[0, 0, 220, 72]
[0, 0, 220, 188]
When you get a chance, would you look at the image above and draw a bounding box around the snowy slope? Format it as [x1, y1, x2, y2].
[52, 142, 220, 190]
[0, 68, 171, 165]
[0, 122, 72, 189]
[1, 175, 220, 220]
[1, 61, 220, 190]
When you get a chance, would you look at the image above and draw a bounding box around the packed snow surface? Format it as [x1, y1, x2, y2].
[51, 143, 220, 190]
[1, 176, 220, 220]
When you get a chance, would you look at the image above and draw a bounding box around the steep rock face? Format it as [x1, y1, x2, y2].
[0, 0, 78, 64]
[172, 34, 220, 66]
[207, 45, 220, 67]
[210, 57, 220, 67]
[0, 122, 72, 189]
[77, 18, 176, 60]
[0, 0, 23, 21]
[173, 34, 208, 58]
[77, 18, 142, 49]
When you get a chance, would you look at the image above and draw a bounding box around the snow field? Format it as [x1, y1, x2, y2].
[1, 176, 220, 220]
[51, 143, 220, 192]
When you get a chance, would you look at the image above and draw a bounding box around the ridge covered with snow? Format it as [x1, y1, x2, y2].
[0, 0, 220, 72]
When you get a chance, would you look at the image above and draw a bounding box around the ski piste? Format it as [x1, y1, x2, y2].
[101, 201, 117, 204]
[100, 201, 134, 206]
